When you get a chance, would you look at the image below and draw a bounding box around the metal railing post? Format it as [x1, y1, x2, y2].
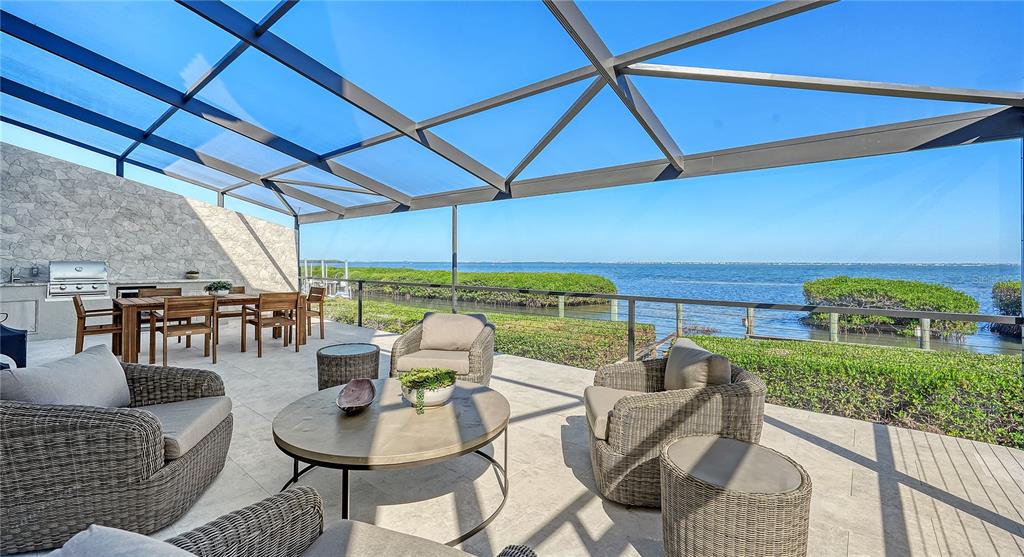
[745, 307, 755, 337]
[829, 312, 839, 342]
[627, 300, 636, 361]
[558, 295, 565, 318]
[357, 281, 364, 328]
[675, 303, 683, 337]
[610, 299, 618, 321]
[919, 317, 931, 350]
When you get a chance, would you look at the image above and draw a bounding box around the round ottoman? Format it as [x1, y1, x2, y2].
[316, 343, 380, 390]
[660, 436, 811, 557]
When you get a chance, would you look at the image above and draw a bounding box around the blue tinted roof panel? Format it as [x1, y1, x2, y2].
[2, 0, 239, 91]
[153, 110, 299, 175]
[1, 92, 133, 154]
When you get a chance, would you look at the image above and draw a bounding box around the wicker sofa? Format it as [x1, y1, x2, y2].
[391, 312, 496, 386]
[0, 362, 232, 554]
[164, 487, 535, 557]
[585, 355, 766, 507]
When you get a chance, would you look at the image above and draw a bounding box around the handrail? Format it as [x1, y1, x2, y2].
[301, 276, 1021, 325]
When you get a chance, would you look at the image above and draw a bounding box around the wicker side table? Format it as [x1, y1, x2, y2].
[660, 435, 811, 557]
[316, 343, 380, 390]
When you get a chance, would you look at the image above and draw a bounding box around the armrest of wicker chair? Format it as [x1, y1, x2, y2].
[594, 358, 667, 392]
[0, 401, 165, 488]
[467, 322, 496, 384]
[165, 487, 323, 557]
[607, 367, 766, 456]
[389, 322, 424, 376]
[122, 363, 225, 407]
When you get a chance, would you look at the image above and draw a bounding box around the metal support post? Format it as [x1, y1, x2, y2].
[357, 281, 364, 328]
[675, 303, 683, 337]
[745, 307, 755, 337]
[829, 312, 839, 342]
[919, 318, 931, 350]
[451, 205, 458, 314]
[627, 300, 636, 361]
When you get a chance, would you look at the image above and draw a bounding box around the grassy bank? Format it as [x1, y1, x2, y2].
[317, 267, 616, 307]
[803, 276, 978, 338]
[692, 336, 1023, 448]
[324, 297, 654, 370]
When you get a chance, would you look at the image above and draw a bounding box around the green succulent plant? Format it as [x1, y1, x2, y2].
[399, 368, 456, 414]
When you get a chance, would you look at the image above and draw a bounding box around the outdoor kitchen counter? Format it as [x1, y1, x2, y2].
[0, 278, 234, 342]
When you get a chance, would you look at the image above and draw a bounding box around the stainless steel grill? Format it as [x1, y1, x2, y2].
[47, 260, 109, 300]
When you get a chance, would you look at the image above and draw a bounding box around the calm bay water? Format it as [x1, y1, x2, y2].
[335, 262, 1021, 355]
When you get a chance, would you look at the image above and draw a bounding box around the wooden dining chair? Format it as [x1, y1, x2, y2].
[72, 295, 122, 355]
[214, 286, 247, 344]
[241, 292, 300, 357]
[306, 286, 326, 340]
[138, 287, 189, 348]
[149, 296, 218, 366]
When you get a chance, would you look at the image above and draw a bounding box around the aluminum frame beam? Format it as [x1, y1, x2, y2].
[624, 64, 1024, 107]
[177, 0, 507, 192]
[1, 78, 350, 218]
[506, 77, 604, 185]
[267, 0, 833, 179]
[0, 10, 412, 206]
[544, 0, 684, 171]
[298, 106, 1023, 223]
[0, 115, 120, 159]
[270, 179, 374, 195]
[117, 1, 298, 162]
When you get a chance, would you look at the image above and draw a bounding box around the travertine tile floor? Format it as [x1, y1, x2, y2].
[24, 320, 1024, 556]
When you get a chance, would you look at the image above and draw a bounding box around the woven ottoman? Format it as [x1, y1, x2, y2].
[316, 343, 380, 390]
[660, 435, 811, 557]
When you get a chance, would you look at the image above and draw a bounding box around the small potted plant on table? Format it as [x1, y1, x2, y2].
[399, 368, 456, 414]
[204, 280, 233, 296]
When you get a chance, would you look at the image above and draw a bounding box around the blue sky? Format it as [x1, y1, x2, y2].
[2, 1, 1022, 263]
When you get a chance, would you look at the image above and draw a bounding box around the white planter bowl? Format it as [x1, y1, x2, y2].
[211, 289, 229, 297]
[402, 384, 455, 409]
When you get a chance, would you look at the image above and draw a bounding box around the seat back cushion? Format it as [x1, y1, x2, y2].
[419, 312, 488, 351]
[664, 338, 731, 390]
[395, 350, 471, 375]
[0, 345, 130, 407]
[48, 524, 193, 556]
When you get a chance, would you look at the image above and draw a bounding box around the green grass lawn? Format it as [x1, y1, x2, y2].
[324, 297, 655, 371]
[692, 336, 1023, 448]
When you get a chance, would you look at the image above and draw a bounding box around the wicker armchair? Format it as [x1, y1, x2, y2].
[390, 317, 495, 386]
[587, 357, 766, 507]
[166, 487, 536, 557]
[0, 363, 233, 554]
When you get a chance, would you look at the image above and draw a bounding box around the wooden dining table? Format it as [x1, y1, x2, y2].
[112, 293, 306, 363]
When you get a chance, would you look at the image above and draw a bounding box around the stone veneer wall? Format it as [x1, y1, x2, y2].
[1, 143, 297, 290]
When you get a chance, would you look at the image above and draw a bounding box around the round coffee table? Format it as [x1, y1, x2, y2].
[273, 378, 510, 546]
[316, 343, 380, 390]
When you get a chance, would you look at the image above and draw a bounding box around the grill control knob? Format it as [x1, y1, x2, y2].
[91, 284, 99, 289]
[75, 285, 84, 290]
[59, 285, 67, 291]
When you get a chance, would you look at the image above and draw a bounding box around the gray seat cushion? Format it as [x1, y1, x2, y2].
[303, 520, 467, 557]
[420, 312, 487, 351]
[138, 396, 232, 459]
[664, 436, 803, 494]
[584, 385, 635, 441]
[664, 338, 731, 390]
[48, 524, 192, 556]
[0, 345, 130, 407]
[395, 349, 471, 375]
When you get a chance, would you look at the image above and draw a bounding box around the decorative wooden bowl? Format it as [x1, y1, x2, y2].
[336, 378, 376, 415]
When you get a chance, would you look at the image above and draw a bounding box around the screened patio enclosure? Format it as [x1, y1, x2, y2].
[1, 0, 1021, 226]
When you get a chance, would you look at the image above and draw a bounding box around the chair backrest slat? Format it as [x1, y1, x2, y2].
[229, 286, 246, 294]
[307, 287, 325, 303]
[258, 292, 300, 311]
[163, 296, 216, 319]
[139, 287, 183, 297]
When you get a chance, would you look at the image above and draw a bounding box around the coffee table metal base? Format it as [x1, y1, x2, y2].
[280, 429, 508, 547]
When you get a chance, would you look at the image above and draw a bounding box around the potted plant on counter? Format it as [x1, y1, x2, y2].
[399, 368, 456, 414]
[204, 280, 233, 296]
